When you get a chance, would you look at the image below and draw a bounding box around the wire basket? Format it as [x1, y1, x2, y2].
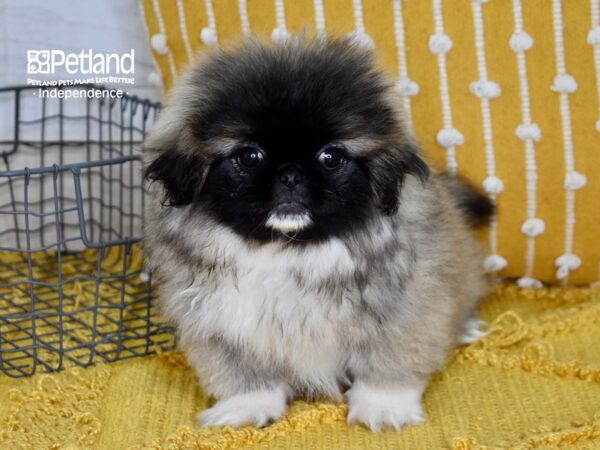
[0, 85, 174, 378]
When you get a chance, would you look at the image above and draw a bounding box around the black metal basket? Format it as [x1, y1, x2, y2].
[0, 85, 173, 378]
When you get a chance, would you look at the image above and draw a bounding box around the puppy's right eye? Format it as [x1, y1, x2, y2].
[237, 146, 265, 168]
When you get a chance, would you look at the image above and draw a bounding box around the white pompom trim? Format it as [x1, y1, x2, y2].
[347, 31, 375, 49]
[147, 71, 163, 88]
[595, 119, 600, 132]
[551, 74, 577, 94]
[520, 218, 545, 237]
[555, 253, 582, 278]
[515, 123, 541, 141]
[483, 254, 508, 273]
[482, 175, 504, 195]
[201, 27, 218, 46]
[395, 78, 419, 96]
[150, 33, 168, 54]
[436, 128, 464, 147]
[469, 80, 501, 99]
[428, 33, 453, 54]
[587, 26, 600, 45]
[555, 253, 582, 270]
[555, 265, 570, 280]
[509, 31, 534, 52]
[563, 171, 587, 190]
[271, 27, 290, 44]
[517, 277, 543, 289]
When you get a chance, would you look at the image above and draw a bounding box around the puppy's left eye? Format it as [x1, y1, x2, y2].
[317, 146, 344, 169]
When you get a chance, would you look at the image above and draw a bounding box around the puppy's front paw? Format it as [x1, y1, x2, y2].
[346, 381, 425, 432]
[197, 387, 288, 428]
[458, 317, 487, 344]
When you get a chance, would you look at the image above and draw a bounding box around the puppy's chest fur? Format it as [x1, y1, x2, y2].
[162, 226, 394, 384]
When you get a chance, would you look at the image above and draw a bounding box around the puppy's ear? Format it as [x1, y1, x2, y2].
[372, 144, 429, 215]
[402, 148, 429, 182]
[144, 151, 205, 207]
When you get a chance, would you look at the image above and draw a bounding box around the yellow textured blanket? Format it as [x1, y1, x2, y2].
[1, 285, 599, 449]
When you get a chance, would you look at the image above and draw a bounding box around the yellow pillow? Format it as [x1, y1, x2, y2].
[139, 0, 599, 286]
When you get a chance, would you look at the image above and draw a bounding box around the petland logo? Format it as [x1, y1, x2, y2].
[27, 49, 135, 75]
[27, 49, 135, 98]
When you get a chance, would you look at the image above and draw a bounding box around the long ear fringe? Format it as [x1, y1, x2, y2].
[403, 150, 430, 183]
[144, 150, 205, 207]
[372, 144, 430, 215]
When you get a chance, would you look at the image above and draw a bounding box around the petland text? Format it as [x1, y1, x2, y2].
[27, 49, 135, 75]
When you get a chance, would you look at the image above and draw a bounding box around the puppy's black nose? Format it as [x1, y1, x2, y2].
[277, 165, 305, 188]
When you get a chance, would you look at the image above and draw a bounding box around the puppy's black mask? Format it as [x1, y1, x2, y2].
[145, 38, 428, 242]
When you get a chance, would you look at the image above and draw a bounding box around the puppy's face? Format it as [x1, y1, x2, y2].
[145, 38, 428, 242]
[203, 138, 370, 239]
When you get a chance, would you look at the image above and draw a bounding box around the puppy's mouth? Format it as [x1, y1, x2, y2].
[265, 203, 313, 233]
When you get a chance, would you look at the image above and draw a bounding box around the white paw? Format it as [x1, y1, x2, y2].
[346, 381, 425, 432]
[198, 386, 288, 428]
[458, 317, 487, 344]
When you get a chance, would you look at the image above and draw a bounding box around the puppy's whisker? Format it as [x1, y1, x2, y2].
[279, 230, 311, 243]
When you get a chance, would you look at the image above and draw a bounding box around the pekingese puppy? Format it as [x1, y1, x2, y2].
[142, 37, 492, 432]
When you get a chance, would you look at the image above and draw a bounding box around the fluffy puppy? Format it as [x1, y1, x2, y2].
[143, 37, 491, 432]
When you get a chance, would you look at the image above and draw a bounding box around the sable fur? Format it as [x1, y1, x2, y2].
[143, 37, 490, 431]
